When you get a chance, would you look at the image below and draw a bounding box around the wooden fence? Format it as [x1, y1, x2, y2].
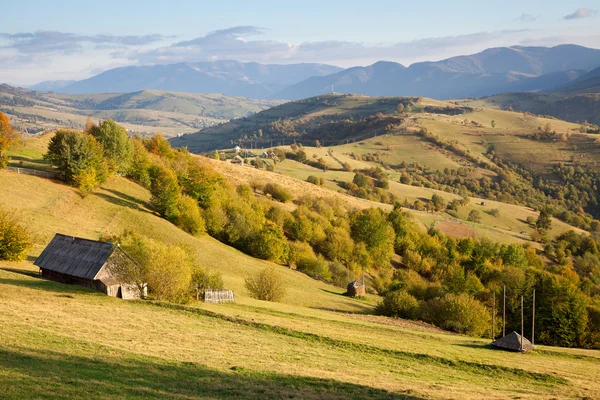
[6, 166, 60, 180]
[204, 289, 235, 304]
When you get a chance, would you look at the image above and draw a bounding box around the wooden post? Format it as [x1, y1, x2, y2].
[503, 285, 506, 337]
[532, 289, 536, 347]
[520, 295, 524, 352]
[492, 291, 496, 341]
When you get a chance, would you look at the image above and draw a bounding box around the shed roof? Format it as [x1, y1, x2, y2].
[34, 234, 114, 280]
[492, 331, 535, 352]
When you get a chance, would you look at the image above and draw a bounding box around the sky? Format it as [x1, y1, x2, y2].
[1, 0, 600, 86]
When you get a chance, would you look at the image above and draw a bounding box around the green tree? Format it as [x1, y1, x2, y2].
[491, 120, 496, 128]
[149, 165, 181, 222]
[536, 208, 552, 232]
[45, 129, 107, 184]
[246, 222, 289, 262]
[378, 290, 419, 319]
[91, 120, 133, 173]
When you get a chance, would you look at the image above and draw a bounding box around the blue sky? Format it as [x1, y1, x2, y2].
[1, 1, 599, 85]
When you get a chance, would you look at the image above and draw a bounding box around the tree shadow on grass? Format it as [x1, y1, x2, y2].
[92, 192, 151, 214]
[453, 343, 494, 350]
[103, 188, 149, 208]
[0, 274, 102, 297]
[0, 348, 420, 399]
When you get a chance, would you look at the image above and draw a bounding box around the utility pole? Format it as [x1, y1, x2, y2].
[520, 296, 524, 352]
[492, 291, 496, 341]
[503, 285, 506, 337]
[532, 289, 536, 346]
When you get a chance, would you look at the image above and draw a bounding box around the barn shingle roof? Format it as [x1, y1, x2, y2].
[34, 234, 114, 280]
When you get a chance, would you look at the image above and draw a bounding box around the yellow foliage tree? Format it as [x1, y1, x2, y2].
[0, 112, 19, 168]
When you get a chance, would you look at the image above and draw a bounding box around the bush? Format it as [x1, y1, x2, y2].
[467, 210, 481, 223]
[0, 208, 32, 261]
[422, 293, 490, 336]
[377, 290, 419, 319]
[245, 266, 287, 302]
[264, 183, 292, 203]
[487, 208, 500, 217]
[287, 241, 316, 269]
[296, 255, 332, 282]
[73, 167, 99, 197]
[306, 175, 323, 185]
[191, 266, 224, 296]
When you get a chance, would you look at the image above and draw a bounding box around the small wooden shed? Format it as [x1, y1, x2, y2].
[34, 233, 144, 299]
[346, 280, 366, 297]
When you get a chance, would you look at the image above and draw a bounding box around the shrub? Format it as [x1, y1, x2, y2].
[296, 255, 332, 281]
[73, 167, 99, 197]
[191, 266, 224, 296]
[0, 208, 32, 261]
[467, 210, 481, 223]
[306, 175, 323, 185]
[245, 266, 287, 302]
[377, 290, 419, 319]
[423, 293, 490, 336]
[487, 208, 500, 217]
[264, 183, 292, 203]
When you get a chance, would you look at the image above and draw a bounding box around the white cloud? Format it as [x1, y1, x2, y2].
[563, 8, 598, 20]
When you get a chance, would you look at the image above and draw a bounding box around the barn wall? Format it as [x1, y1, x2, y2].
[41, 269, 108, 294]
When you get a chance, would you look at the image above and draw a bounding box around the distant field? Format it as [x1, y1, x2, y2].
[0, 85, 281, 137]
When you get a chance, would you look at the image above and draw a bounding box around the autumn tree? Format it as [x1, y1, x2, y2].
[0, 112, 19, 168]
[149, 165, 181, 222]
[536, 208, 552, 232]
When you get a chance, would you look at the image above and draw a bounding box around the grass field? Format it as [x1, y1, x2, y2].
[2, 159, 600, 398]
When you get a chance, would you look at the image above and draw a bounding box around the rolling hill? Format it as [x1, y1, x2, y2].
[0, 84, 282, 136]
[274, 45, 600, 100]
[2, 139, 600, 399]
[47, 61, 342, 98]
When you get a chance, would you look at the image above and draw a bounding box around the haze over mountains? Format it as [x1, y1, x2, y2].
[41, 61, 343, 99]
[30, 45, 600, 101]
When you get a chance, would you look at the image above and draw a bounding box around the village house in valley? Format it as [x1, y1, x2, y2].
[34, 233, 144, 299]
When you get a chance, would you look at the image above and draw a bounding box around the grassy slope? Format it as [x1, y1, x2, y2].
[1, 169, 600, 398]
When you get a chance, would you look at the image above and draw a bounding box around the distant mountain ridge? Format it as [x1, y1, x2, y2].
[274, 45, 600, 100]
[27, 45, 600, 101]
[49, 61, 343, 99]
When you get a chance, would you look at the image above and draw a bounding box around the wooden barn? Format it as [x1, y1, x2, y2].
[34, 233, 144, 299]
[347, 280, 366, 297]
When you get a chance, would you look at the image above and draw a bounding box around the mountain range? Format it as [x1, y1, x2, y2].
[38, 61, 342, 99]
[28, 45, 600, 101]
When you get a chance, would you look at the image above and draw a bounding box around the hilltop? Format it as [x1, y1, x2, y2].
[0, 84, 282, 136]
